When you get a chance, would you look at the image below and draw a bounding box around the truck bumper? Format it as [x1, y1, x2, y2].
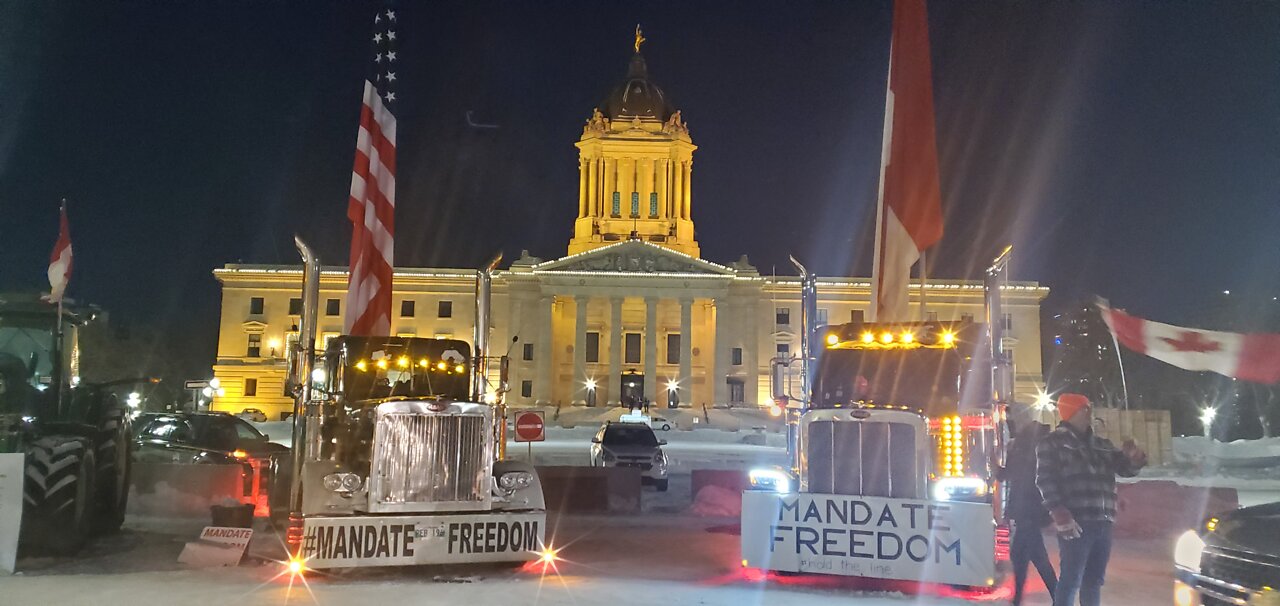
[299, 510, 546, 569]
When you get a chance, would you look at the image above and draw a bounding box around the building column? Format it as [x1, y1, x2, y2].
[587, 157, 599, 217]
[577, 157, 587, 218]
[643, 297, 658, 405]
[535, 295, 553, 405]
[682, 160, 693, 219]
[743, 298, 759, 406]
[712, 297, 729, 406]
[608, 297, 623, 407]
[672, 160, 684, 220]
[656, 159, 669, 219]
[679, 297, 692, 407]
[573, 295, 588, 405]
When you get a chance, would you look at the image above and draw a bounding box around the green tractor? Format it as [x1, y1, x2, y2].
[0, 294, 133, 556]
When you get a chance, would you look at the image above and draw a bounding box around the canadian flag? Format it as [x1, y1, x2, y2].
[46, 202, 73, 304]
[869, 0, 945, 322]
[1099, 303, 1280, 385]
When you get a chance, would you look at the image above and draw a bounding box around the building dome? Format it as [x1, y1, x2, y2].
[601, 53, 675, 122]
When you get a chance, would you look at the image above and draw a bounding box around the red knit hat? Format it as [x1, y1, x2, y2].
[1057, 393, 1091, 421]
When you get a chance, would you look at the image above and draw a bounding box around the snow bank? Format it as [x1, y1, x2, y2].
[1172, 436, 1280, 468]
[688, 485, 742, 517]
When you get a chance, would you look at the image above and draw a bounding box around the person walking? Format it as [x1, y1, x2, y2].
[1000, 419, 1058, 605]
[1036, 393, 1147, 606]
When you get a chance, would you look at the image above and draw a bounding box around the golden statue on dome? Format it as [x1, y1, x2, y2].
[634, 24, 645, 53]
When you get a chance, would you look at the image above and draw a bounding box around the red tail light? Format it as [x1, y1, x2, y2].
[994, 524, 1011, 562]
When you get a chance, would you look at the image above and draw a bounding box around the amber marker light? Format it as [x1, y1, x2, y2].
[826, 333, 840, 346]
[232, 449, 248, 459]
[376, 359, 388, 370]
[861, 332, 875, 344]
[941, 331, 956, 345]
[397, 356, 409, 368]
[455, 364, 465, 373]
[901, 331, 914, 343]
[419, 358, 430, 368]
[355, 360, 368, 371]
[880, 332, 894, 344]
[436, 361, 447, 371]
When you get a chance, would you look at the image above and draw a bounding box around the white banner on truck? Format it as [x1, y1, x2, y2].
[0, 454, 21, 574]
[741, 491, 996, 586]
[301, 511, 546, 569]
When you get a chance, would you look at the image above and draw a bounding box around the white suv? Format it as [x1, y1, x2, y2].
[589, 422, 669, 491]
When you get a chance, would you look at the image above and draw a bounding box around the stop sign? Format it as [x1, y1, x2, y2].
[513, 410, 545, 442]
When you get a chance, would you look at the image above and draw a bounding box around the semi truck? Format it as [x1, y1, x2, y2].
[0, 294, 133, 556]
[282, 239, 547, 572]
[740, 251, 1015, 590]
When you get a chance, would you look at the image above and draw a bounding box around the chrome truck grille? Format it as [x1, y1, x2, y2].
[367, 401, 493, 513]
[804, 415, 924, 499]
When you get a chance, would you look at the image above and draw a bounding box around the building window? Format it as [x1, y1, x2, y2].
[731, 347, 743, 366]
[630, 191, 640, 218]
[625, 333, 641, 364]
[927, 311, 938, 322]
[285, 332, 299, 369]
[325, 299, 340, 316]
[961, 312, 974, 322]
[585, 332, 600, 363]
[611, 192, 620, 217]
[649, 192, 658, 218]
[438, 300, 453, 318]
[1003, 313, 1014, 331]
[246, 334, 262, 358]
[777, 343, 790, 357]
[728, 379, 745, 404]
[816, 308, 829, 325]
[521, 380, 533, 398]
[851, 309, 865, 323]
[288, 298, 302, 315]
[322, 333, 339, 351]
[666, 334, 681, 365]
[523, 343, 534, 361]
[400, 300, 415, 318]
[244, 378, 257, 397]
[776, 307, 790, 325]
[249, 297, 264, 315]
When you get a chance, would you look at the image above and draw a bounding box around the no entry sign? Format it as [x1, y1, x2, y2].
[513, 411, 545, 442]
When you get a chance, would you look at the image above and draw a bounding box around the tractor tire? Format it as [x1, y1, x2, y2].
[94, 402, 131, 534]
[22, 437, 97, 556]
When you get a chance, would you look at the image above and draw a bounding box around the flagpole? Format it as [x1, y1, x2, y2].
[918, 249, 927, 321]
[869, 46, 894, 324]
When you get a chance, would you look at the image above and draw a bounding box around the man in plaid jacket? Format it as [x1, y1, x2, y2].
[1036, 393, 1147, 606]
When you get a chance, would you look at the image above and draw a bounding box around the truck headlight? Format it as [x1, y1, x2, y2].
[498, 471, 534, 491]
[1174, 530, 1205, 573]
[932, 476, 988, 502]
[748, 468, 792, 493]
[322, 472, 363, 494]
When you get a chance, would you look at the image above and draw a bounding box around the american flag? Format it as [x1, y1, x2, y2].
[345, 8, 399, 336]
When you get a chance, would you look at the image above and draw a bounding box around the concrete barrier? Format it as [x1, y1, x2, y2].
[691, 469, 749, 497]
[1115, 481, 1239, 538]
[535, 466, 641, 513]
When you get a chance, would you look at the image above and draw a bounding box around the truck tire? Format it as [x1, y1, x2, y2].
[95, 402, 131, 533]
[22, 437, 97, 556]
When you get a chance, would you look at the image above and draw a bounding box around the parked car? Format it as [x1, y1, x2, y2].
[589, 421, 669, 491]
[651, 416, 674, 431]
[133, 411, 289, 498]
[1174, 501, 1280, 605]
[237, 407, 268, 423]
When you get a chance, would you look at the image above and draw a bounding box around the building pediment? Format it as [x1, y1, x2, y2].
[532, 240, 734, 276]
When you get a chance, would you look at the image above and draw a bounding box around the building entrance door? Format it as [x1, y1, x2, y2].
[620, 371, 645, 410]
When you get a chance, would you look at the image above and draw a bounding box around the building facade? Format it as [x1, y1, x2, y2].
[210, 46, 1049, 420]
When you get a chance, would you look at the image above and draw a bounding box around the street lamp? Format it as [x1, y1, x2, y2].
[1033, 390, 1055, 412]
[666, 379, 680, 409]
[1200, 407, 1217, 438]
[584, 377, 597, 408]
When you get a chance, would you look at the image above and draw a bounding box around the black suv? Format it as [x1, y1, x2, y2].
[134, 411, 289, 496]
[589, 421, 669, 491]
[1174, 501, 1280, 605]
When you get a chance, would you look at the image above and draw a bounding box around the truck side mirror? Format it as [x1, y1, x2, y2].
[770, 360, 787, 401]
[499, 356, 510, 385]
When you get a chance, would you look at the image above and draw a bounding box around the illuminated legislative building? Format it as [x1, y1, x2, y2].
[210, 44, 1048, 420]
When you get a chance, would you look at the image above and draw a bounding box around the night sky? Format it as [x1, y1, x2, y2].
[2, 1, 1278, 378]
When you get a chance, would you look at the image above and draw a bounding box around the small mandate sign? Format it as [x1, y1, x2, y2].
[178, 526, 254, 568]
[741, 491, 996, 586]
[0, 454, 22, 574]
[513, 410, 545, 442]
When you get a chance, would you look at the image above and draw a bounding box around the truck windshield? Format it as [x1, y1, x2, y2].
[813, 343, 989, 416]
[336, 336, 472, 402]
